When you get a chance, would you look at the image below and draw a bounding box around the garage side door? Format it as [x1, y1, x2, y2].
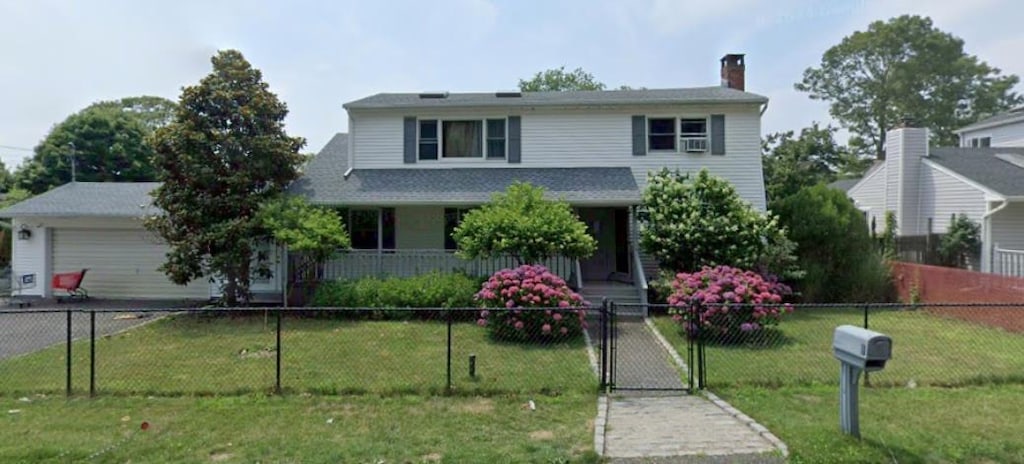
[51, 228, 209, 300]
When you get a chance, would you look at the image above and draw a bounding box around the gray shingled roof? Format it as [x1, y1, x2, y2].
[955, 107, 1024, 133]
[289, 133, 640, 205]
[345, 87, 768, 110]
[828, 178, 861, 193]
[0, 182, 160, 218]
[928, 147, 1024, 197]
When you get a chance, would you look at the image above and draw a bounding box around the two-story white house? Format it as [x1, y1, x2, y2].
[2, 54, 769, 305]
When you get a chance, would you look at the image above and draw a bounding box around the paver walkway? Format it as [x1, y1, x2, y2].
[599, 319, 782, 462]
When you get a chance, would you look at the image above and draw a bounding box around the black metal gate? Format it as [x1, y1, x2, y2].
[599, 301, 703, 392]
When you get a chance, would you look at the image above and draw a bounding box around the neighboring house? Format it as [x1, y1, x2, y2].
[1, 54, 769, 305]
[846, 125, 1024, 276]
[827, 178, 862, 193]
[0, 182, 283, 300]
[955, 106, 1024, 148]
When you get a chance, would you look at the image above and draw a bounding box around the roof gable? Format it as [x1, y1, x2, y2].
[927, 147, 1024, 197]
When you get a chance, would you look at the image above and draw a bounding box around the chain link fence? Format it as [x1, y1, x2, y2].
[0, 307, 599, 397]
[646, 302, 1024, 389]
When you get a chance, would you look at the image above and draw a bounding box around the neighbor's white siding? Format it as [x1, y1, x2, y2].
[349, 104, 767, 211]
[848, 164, 887, 234]
[991, 202, 1024, 250]
[10, 218, 50, 297]
[960, 120, 1024, 148]
[917, 163, 987, 233]
[396, 206, 445, 249]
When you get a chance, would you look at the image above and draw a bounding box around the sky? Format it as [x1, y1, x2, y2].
[1, 0, 1022, 170]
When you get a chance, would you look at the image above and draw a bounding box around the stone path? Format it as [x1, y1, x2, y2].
[598, 319, 784, 462]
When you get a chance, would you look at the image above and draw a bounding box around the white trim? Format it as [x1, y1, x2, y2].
[921, 158, 1005, 200]
[416, 117, 509, 161]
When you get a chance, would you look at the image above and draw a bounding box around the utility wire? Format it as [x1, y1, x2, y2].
[0, 144, 33, 152]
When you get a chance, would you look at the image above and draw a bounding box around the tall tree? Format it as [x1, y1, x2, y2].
[0, 159, 13, 193]
[14, 96, 176, 194]
[518, 66, 606, 92]
[762, 123, 868, 204]
[147, 50, 305, 306]
[796, 15, 1021, 159]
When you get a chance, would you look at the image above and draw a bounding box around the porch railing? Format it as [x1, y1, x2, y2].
[302, 249, 576, 283]
[993, 246, 1024, 278]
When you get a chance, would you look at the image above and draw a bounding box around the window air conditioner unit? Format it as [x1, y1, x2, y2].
[683, 137, 708, 152]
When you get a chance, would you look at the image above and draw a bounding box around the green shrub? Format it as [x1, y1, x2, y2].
[939, 214, 981, 268]
[773, 184, 894, 302]
[639, 168, 795, 274]
[310, 272, 481, 311]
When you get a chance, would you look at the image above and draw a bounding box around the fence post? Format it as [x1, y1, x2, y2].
[863, 304, 871, 387]
[65, 310, 72, 398]
[600, 298, 608, 390]
[89, 310, 96, 398]
[275, 309, 282, 394]
[446, 310, 453, 393]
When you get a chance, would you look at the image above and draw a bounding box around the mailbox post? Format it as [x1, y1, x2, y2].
[832, 325, 892, 438]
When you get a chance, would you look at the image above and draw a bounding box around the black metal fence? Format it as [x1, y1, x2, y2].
[637, 302, 1024, 389]
[0, 307, 601, 397]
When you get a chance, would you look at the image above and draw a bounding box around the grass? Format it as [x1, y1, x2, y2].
[717, 384, 1024, 463]
[651, 307, 1024, 462]
[0, 314, 596, 396]
[653, 307, 1024, 388]
[0, 393, 598, 463]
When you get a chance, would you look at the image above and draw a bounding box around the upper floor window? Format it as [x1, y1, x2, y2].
[419, 118, 506, 160]
[647, 117, 709, 153]
[648, 118, 676, 151]
[972, 136, 991, 148]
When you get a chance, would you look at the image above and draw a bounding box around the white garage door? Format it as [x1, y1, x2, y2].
[51, 228, 209, 300]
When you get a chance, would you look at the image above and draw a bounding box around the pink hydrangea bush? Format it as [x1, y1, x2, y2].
[475, 264, 588, 342]
[668, 265, 793, 341]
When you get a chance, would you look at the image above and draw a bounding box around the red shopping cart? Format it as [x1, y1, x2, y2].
[52, 269, 89, 302]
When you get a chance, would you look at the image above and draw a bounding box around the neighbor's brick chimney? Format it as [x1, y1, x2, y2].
[720, 54, 745, 91]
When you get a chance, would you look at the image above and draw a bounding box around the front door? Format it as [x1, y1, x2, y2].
[578, 208, 625, 281]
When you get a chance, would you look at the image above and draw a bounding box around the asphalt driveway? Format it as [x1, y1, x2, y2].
[0, 299, 195, 360]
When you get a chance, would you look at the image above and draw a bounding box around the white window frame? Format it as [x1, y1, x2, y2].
[417, 117, 507, 161]
[646, 115, 710, 154]
[679, 117, 709, 153]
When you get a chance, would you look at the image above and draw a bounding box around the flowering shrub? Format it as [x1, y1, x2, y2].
[668, 265, 793, 341]
[475, 264, 588, 342]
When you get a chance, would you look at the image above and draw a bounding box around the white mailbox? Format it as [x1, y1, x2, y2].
[832, 325, 893, 438]
[833, 325, 892, 372]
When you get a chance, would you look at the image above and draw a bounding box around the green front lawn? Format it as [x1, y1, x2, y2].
[0, 314, 595, 396]
[1, 393, 598, 463]
[654, 307, 1024, 388]
[718, 385, 1024, 463]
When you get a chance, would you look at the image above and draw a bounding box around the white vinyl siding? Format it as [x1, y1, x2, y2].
[51, 228, 208, 300]
[847, 165, 887, 234]
[350, 104, 767, 211]
[9, 219, 50, 297]
[960, 120, 1024, 148]
[991, 202, 1024, 250]
[916, 165, 987, 233]
[395, 206, 445, 249]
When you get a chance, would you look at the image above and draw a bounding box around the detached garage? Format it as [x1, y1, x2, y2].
[0, 182, 223, 301]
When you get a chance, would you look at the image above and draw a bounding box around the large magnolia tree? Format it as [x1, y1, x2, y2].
[147, 50, 306, 306]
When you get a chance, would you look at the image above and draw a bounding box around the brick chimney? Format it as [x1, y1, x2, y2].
[720, 54, 745, 91]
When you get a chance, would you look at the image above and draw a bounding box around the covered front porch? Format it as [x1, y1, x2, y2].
[287, 165, 649, 306]
[293, 205, 642, 292]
